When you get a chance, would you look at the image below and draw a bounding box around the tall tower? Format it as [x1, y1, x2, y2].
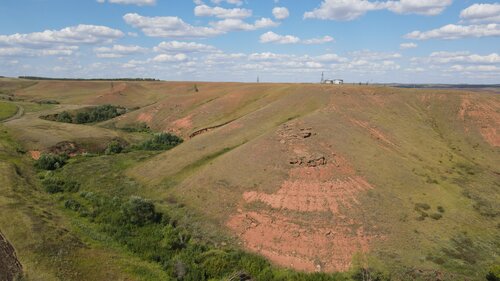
[321, 72, 324, 83]
[257, 76, 260, 83]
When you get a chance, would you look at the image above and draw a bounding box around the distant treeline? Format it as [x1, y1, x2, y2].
[18, 76, 159, 81]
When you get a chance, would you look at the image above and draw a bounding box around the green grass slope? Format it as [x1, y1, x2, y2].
[0, 101, 18, 121]
[1, 79, 498, 280]
[0, 125, 170, 281]
[127, 85, 499, 279]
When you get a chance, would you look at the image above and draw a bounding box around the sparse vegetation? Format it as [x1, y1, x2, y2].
[120, 122, 151, 133]
[36, 99, 60, 104]
[135, 132, 183, 151]
[0, 101, 18, 121]
[486, 265, 500, 281]
[42, 177, 80, 194]
[105, 140, 123, 155]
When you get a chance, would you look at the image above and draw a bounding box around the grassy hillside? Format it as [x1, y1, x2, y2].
[0, 102, 18, 121]
[0, 79, 498, 280]
[0, 125, 171, 280]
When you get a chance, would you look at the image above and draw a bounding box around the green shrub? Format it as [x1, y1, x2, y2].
[437, 206, 445, 213]
[136, 132, 183, 151]
[56, 111, 73, 123]
[35, 153, 68, 170]
[121, 122, 151, 133]
[38, 99, 60, 104]
[200, 250, 235, 278]
[486, 265, 500, 281]
[352, 267, 390, 281]
[64, 199, 82, 211]
[121, 196, 161, 226]
[75, 112, 90, 124]
[105, 140, 123, 155]
[42, 178, 80, 194]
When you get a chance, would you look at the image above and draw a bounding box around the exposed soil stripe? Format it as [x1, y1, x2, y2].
[189, 119, 236, 138]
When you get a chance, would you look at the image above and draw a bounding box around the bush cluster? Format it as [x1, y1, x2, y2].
[42, 105, 126, 124]
[105, 140, 123, 155]
[35, 153, 68, 170]
[75, 105, 126, 124]
[42, 178, 80, 194]
[135, 132, 183, 151]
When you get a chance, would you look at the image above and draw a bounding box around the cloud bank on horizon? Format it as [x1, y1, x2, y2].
[0, 0, 498, 83]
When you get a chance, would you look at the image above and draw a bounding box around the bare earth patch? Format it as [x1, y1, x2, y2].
[29, 150, 41, 160]
[459, 95, 500, 147]
[137, 112, 154, 124]
[227, 122, 377, 272]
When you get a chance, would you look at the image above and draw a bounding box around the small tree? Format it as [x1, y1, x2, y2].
[56, 111, 73, 123]
[35, 153, 68, 170]
[121, 196, 161, 226]
[75, 112, 90, 124]
[105, 140, 123, 155]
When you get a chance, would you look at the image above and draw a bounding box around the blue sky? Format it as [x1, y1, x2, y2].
[0, 0, 499, 83]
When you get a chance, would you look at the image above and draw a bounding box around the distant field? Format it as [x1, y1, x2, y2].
[0, 78, 498, 280]
[0, 102, 18, 121]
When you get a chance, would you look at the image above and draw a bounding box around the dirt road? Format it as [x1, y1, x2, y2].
[1, 104, 24, 123]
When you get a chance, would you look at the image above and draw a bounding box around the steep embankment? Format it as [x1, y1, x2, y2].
[126, 85, 499, 278]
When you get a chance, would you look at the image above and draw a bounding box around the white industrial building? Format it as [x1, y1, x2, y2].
[323, 79, 344, 85]
[321, 72, 344, 85]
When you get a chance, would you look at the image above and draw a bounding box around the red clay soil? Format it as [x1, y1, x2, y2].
[0, 231, 23, 281]
[243, 176, 372, 214]
[227, 122, 377, 272]
[137, 112, 154, 124]
[459, 95, 500, 147]
[29, 150, 41, 160]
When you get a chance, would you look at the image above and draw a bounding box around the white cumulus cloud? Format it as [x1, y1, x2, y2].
[260, 31, 300, 44]
[400, 42, 417, 49]
[152, 53, 188, 62]
[97, 0, 156, 6]
[460, 3, 500, 23]
[405, 23, 500, 40]
[272, 7, 290, 20]
[260, 31, 334, 45]
[124, 13, 278, 38]
[194, 5, 252, 19]
[94, 44, 147, 58]
[304, 0, 452, 21]
[154, 41, 219, 53]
